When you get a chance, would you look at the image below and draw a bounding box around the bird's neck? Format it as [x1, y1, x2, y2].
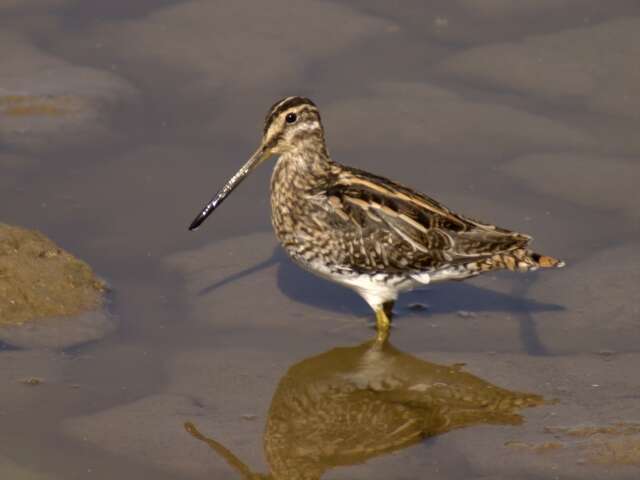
[272, 147, 335, 189]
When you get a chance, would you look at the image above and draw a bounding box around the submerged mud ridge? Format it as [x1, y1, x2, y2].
[0, 94, 81, 117]
[508, 422, 640, 468]
[0, 223, 105, 325]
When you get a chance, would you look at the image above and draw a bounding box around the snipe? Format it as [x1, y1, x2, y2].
[189, 96, 564, 340]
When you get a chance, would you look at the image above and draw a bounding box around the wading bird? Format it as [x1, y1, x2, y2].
[189, 97, 564, 340]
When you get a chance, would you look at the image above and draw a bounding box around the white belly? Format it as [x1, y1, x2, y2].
[292, 254, 477, 309]
[298, 259, 425, 309]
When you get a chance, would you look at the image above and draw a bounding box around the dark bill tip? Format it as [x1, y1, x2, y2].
[187, 145, 269, 232]
[188, 197, 220, 231]
[188, 214, 206, 231]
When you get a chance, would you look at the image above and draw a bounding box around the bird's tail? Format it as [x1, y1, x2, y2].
[475, 248, 565, 273]
[529, 251, 566, 269]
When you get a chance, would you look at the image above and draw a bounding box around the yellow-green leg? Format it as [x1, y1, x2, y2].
[374, 301, 394, 344]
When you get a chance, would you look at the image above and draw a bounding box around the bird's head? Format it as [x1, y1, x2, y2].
[188, 96, 325, 230]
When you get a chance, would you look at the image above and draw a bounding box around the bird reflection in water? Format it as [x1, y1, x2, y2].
[185, 336, 544, 479]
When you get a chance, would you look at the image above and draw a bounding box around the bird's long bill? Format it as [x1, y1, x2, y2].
[188, 145, 270, 231]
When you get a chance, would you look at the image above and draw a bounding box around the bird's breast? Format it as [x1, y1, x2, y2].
[270, 156, 338, 266]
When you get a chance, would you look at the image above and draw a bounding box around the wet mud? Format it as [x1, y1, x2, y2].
[0, 1, 639, 479]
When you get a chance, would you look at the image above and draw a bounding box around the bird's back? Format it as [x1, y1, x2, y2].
[271, 151, 562, 280]
[317, 164, 552, 275]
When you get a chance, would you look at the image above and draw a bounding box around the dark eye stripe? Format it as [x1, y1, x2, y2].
[264, 97, 316, 134]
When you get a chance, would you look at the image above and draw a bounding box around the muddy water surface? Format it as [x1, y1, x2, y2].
[1, 1, 639, 479]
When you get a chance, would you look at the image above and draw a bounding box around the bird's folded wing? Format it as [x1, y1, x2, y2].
[325, 168, 530, 265]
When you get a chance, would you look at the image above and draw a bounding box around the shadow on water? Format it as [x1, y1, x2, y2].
[198, 246, 563, 355]
[185, 335, 544, 479]
[199, 247, 562, 316]
[0, 340, 19, 352]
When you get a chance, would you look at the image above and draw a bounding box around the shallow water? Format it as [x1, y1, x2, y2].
[1, 1, 639, 479]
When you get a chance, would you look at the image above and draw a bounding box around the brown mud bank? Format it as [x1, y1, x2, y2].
[0, 223, 113, 348]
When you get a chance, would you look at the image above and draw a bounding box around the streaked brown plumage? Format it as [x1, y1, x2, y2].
[189, 96, 564, 338]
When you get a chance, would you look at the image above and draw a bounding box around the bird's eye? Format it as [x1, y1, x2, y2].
[285, 113, 297, 124]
